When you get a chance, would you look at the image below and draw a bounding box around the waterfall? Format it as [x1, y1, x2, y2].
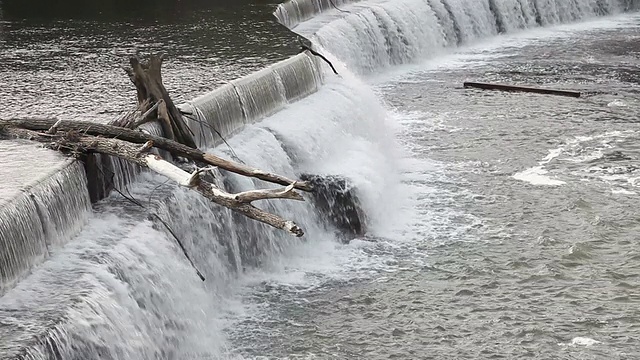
[292, 0, 635, 74]
[0, 143, 90, 297]
[2, 0, 639, 357]
[0, 60, 396, 359]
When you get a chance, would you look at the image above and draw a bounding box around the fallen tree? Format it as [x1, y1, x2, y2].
[0, 55, 312, 238]
[0, 54, 372, 245]
[0, 125, 306, 237]
[2, 118, 312, 192]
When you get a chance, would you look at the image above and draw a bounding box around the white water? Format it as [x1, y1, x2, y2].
[2, 0, 639, 357]
[292, 0, 633, 74]
[0, 62, 405, 358]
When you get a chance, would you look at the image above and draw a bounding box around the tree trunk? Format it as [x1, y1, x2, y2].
[0, 118, 312, 192]
[1, 126, 305, 237]
[122, 55, 198, 148]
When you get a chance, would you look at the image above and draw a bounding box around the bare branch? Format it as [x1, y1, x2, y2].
[0, 118, 312, 192]
[234, 182, 304, 203]
[1, 126, 305, 237]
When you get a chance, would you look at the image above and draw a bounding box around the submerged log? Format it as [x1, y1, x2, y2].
[463, 82, 581, 98]
[0, 126, 305, 237]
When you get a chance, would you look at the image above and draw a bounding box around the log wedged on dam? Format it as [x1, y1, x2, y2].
[0, 48, 327, 300]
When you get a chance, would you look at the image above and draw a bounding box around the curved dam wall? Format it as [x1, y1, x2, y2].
[274, 0, 360, 28]
[180, 51, 324, 148]
[0, 143, 91, 296]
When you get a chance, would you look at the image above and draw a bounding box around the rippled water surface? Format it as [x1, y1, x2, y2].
[0, 3, 300, 122]
[227, 16, 640, 359]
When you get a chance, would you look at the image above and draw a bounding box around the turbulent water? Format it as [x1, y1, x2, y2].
[1, 0, 640, 359]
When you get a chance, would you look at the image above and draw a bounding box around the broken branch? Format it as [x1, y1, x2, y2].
[0, 118, 312, 192]
[463, 82, 581, 98]
[0, 126, 305, 237]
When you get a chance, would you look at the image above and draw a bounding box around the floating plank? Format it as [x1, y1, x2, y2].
[463, 82, 581, 98]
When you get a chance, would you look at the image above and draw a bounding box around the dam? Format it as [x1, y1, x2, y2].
[1, 0, 639, 358]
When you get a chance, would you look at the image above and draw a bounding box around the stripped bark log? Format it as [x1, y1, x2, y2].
[0, 126, 305, 237]
[0, 118, 312, 192]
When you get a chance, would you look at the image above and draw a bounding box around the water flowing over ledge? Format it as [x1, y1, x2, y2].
[1, 0, 639, 357]
[296, 0, 639, 74]
[274, 0, 360, 28]
[181, 52, 323, 148]
[0, 144, 91, 297]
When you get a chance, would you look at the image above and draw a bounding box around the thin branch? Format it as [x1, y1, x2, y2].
[0, 118, 312, 192]
[299, 41, 339, 75]
[92, 154, 205, 281]
[329, 0, 350, 13]
[181, 111, 245, 164]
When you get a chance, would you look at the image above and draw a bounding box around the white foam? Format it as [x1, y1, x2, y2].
[513, 166, 566, 186]
[607, 99, 628, 107]
[540, 148, 563, 165]
[611, 188, 636, 195]
[559, 337, 601, 347]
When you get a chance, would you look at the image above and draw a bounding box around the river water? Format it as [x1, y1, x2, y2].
[0, 0, 299, 120]
[224, 5, 640, 360]
[1, 0, 640, 359]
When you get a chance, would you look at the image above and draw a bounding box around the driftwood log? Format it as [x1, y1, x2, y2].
[463, 82, 581, 98]
[117, 55, 197, 148]
[0, 126, 305, 237]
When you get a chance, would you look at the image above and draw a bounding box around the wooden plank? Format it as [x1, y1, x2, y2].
[463, 82, 581, 98]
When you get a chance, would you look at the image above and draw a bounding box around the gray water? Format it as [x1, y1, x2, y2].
[2, 0, 640, 359]
[0, 2, 300, 121]
[226, 2, 640, 359]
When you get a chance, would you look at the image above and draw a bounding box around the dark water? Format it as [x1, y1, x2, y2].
[0, 0, 301, 121]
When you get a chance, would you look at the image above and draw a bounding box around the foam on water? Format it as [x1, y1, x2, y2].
[513, 166, 566, 186]
[557, 336, 602, 347]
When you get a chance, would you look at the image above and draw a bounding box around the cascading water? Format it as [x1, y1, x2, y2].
[2, 0, 639, 358]
[0, 45, 398, 358]
[0, 145, 91, 297]
[288, 0, 637, 74]
[274, 0, 360, 28]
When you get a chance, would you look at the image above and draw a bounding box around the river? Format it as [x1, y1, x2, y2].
[1, 0, 639, 359]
